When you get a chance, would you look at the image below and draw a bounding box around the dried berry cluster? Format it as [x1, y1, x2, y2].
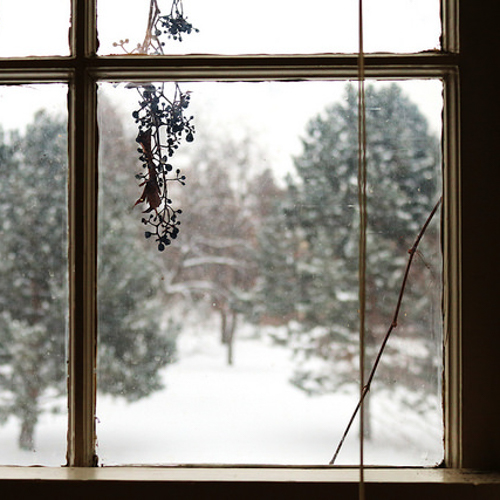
[112, 1, 198, 250]
[156, 0, 199, 43]
[133, 84, 194, 251]
[112, 0, 199, 55]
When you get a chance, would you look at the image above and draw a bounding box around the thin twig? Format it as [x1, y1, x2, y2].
[140, 0, 160, 54]
[329, 197, 442, 465]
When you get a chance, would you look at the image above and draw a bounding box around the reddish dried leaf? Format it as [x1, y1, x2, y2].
[134, 177, 161, 212]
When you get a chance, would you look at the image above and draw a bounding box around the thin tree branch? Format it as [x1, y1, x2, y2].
[329, 197, 442, 465]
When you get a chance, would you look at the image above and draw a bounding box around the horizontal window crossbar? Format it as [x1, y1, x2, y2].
[0, 53, 458, 83]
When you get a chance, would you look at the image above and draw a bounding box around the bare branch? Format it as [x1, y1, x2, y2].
[165, 280, 234, 301]
[182, 255, 249, 269]
[329, 197, 442, 465]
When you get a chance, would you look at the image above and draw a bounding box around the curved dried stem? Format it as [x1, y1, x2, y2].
[329, 196, 442, 465]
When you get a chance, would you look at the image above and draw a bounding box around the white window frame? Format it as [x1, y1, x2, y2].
[1, 0, 500, 497]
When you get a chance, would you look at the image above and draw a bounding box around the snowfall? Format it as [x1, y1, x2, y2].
[0, 315, 443, 467]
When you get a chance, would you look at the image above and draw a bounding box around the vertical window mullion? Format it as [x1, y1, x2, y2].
[441, 0, 459, 54]
[441, 0, 461, 469]
[442, 70, 461, 469]
[67, 0, 99, 467]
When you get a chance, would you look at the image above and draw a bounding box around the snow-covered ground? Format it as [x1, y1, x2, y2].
[0, 319, 443, 467]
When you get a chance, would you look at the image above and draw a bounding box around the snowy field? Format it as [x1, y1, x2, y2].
[0, 319, 443, 467]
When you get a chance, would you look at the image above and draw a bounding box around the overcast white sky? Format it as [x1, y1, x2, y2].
[99, 78, 442, 178]
[0, 0, 441, 56]
[96, 0, 440, 55]
[0, 0, 443, 173]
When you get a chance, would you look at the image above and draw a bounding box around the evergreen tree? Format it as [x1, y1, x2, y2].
[0, 114, 67, 450]
[0, 105, 178, 450]
[250, 169, 306, 324]
[257, 84, 442, 432]
[97, 101, 179, 400]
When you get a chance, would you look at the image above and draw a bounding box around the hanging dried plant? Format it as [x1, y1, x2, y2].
[113, 0, 198, 250]
[131, 83, 193, 251]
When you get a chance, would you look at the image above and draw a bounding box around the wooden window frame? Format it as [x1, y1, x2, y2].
[0, 0, 500, 497]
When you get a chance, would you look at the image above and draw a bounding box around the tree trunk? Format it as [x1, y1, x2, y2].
[220, 308, 228, 344]
[18, 412, 37, 451]
[227, 334, 234, 366]
[224, 310, 238, 366]
[361, 392, 372, 441]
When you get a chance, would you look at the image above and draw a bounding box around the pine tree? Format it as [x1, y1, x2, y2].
[97, 100, 179, 400]
[0, 105, 178, 450]
[251, 170, 306, 324]
[257, 84, 442, 433]
[0, 113, 68, 450]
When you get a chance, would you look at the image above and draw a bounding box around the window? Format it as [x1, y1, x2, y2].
[0, 0, 500, 497]
[95, 79, 444, 466]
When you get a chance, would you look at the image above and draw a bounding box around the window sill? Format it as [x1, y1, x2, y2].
[0, 465, 497, 482]
[0, 466, 499, 500]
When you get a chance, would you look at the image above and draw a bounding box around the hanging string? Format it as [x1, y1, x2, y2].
[357, 0, 367, 499]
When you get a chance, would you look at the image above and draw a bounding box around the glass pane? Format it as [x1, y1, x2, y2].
[96, 79, 443, 466]
[98, 0, 440, 55]
[0, 1, 70, 57]
[364, 0, 441, 52]
[98, 0, 359, 54]
[0, 85, 68, 465]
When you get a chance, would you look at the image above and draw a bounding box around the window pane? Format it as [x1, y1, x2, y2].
[0, 85, 68, 465]
[96, 80, 443, 465]
[98, 0, 440, 55]
[364, 0, 441, 52]
[0, 1, 70, 57]
[97, 0, 359, 55]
